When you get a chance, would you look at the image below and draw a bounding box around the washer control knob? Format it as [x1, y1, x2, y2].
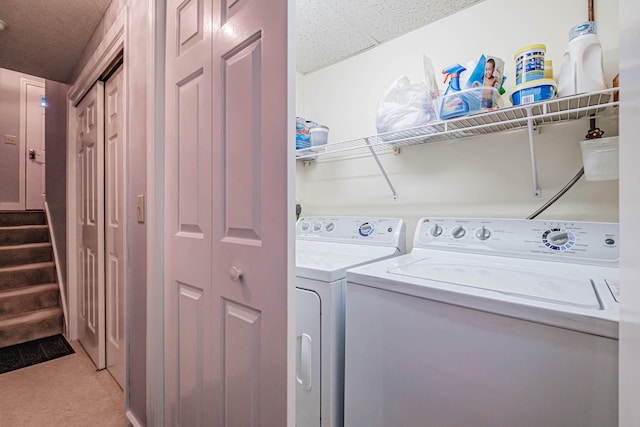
[451, 226, 466, 239]
[547, 231, 569, 246]
[359, 222, 374, 236]
[325, 222, 335, 232]
[429, 224, 443, 237]
[313, 222, 322, 232]
[475, 226, 491, 241]
[301, 222, 310, 231]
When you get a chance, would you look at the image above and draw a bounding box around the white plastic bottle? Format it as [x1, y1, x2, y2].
[557, 22, 607, 97]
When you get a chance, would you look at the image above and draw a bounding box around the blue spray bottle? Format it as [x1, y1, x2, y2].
[440, 64, 469, 119]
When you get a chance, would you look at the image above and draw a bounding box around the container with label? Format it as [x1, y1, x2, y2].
[558, 22, 607, 97]
[514, 44, 546, 85]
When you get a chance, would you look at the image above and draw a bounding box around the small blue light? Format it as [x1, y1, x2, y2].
[40, 95, 48, 108]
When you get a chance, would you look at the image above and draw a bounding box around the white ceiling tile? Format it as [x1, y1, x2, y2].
[327, 0, 431, 42]
[297, 0, 485, 74]
[296, 0, 377, 74]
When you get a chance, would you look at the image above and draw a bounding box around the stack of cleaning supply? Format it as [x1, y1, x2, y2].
[511, 44, 556, 106]
[296, 117, 312, 150]
[439, 55, 505, 119]
[439, 64, 469, 120]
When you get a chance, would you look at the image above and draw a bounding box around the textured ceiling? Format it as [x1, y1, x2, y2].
[0, 0, 111, 83]
[0, 0, 484, 82]
[296, 0, 485, 74]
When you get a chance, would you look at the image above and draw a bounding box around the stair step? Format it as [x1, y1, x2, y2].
[0, 307, 63, 348]
[0, 262, 56, 290]
[0, 225, 50, 246]
[0, 283, 60, 316]
[0, 242, 53, 268]
[0, 211, 46, 227]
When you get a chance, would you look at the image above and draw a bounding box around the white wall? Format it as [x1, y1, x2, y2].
[296, 0, 619, 247]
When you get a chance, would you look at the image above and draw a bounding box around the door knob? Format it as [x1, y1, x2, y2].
[28, 149, 36, 160]
[230, 266, 243, 282]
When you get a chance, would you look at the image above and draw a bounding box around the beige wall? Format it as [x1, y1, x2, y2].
[45, 80, 69, 294]
[296, 0, 619, 247]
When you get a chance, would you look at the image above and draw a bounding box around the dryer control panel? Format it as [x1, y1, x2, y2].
[415, 217, 618, 266]
[297, 216, 406, 250]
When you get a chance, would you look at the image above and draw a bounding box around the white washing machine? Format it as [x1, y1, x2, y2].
[295, 216, 406, 427]
[344, 217, 619, 427]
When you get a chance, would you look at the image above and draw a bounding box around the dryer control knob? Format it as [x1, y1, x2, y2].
[475, 226, 491, 241]
[313, 222, 322, 232]
[300, 222, 310, 231]
[429, 224, 443, 237]
[325, 222, 335, 232]
[451, 226, 466, 239]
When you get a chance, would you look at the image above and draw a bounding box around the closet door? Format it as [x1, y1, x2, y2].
[164, 0, 291, 424]
[210, 0, 290, 424]
[105, 66, 126, 388]
[76, 82, 106, 369]
[164, 0, 215, 424]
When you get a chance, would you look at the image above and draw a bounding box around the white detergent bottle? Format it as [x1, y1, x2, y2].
[557, 21, 607, 97]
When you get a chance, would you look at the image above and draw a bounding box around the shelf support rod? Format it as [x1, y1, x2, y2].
[364, 137, 398, 200]
[526, 106, 542, 197]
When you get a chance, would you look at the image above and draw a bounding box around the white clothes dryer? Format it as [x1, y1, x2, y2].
[295, 216, 406, 427]
[344, 217, 619, 427]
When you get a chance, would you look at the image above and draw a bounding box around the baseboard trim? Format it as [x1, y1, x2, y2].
[44, 201, 69, 335]
[125, 410, 144, 427]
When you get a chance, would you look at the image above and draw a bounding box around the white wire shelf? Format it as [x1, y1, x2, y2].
[296, 88, 619, 162]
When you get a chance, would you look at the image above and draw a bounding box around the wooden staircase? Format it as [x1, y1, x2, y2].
[0, 211, 63, 348]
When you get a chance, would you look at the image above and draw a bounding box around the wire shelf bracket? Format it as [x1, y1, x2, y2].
[295, 88, 619, 199]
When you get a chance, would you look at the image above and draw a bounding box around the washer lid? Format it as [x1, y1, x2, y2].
[388, 257, 601, 309]
[296, 240, 399, 282]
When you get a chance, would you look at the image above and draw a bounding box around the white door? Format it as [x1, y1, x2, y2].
[24, 79, 46, 210]
[76, 82, 106, 370]
[105, 66, 126, 387]
[164, 0, 290, 424]
[164, 0, 215, 423]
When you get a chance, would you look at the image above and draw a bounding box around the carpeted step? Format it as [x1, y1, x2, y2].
[0, 307, 63, 348]
[0, 262, 56, 291]
[0, 242, 53, 268]
[0, 225, 50, 246]
[0, 283, 60, 316]
[0, 211, 46, 227]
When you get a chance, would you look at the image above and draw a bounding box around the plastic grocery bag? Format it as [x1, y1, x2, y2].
[375, 76, 434, 134]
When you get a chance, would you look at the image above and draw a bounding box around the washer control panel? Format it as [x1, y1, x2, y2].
[297, 216, 406, 249]
[415, 217, 619, 265]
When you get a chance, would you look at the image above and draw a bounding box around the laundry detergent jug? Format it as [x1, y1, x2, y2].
[557, 22, 607, 97]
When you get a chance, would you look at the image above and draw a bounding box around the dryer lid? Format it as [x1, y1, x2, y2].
[296, 241, 399, 282]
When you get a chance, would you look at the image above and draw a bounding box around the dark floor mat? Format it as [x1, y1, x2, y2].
[0, 334, 74, 374]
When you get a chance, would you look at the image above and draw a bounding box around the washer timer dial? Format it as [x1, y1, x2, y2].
[542, 228, 576, 251]
[359, 222, 375, 237]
